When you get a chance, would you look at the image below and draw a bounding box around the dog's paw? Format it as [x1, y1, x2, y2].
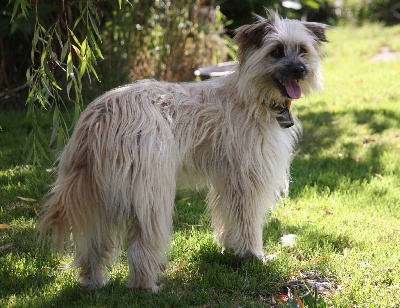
[126, 279, 163, 293]
[242, 251, 264, 259]
[262, 252, 279, 263]
[78, 276, 108, 290]
[151, 283, 164, 293]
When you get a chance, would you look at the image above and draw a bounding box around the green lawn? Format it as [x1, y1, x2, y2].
[1, 24, 400, 307]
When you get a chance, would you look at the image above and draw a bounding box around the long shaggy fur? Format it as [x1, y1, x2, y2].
[39, 11, 327, 291]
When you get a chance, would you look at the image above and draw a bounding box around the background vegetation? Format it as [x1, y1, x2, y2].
[220, 0, 400, 29]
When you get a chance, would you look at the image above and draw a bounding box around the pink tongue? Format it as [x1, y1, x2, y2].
[284, 80, 302, 99]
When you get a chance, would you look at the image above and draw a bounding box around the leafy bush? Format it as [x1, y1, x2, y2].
[339, 0, 400, 24]
[100, 0, 228, 87]
[220, 0, 400, 29]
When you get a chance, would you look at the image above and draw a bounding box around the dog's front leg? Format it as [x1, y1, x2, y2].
[208, 177, 266, 259]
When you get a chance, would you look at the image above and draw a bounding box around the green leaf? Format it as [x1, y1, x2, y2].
[54, 27, 63, 47]
[74, 100, 82, 120]
[10, 0, 31, 20]
[56, 117, 67, 150]
[10, 0, 20, 20]
[35, 136, 49, 161]
[304, 0, 320, 9]
[43, 59, 54, 81]
[61, 41, 69, 62]
[73, 75, 82, 96]
[88, 13, 101, 42]
[49, 108, 60, 146]
[69, 29, 82, 48]
[86, 61, 99, 81]
[40, 76, 53, 100]
[79, 61, 87, 79]
[87, 29, 104, 59]
[66, 52, 73, 78]
[38, 93, 50, 109]
[32, 25, 39, 50]
[301, 289, 328, 308]
[24, 129, 34, 154]
[81, 38, 88, 57]
[88, 0, 100, 21]
[66, 80, 73, 98]
[72, 44, 83, 61]
[25, 144, 34, 165]
[48, 50, 58, 61]
[26, 86, 36, 107]
[10, 14, 32, 34]
[37, 123, 49, 145]
[25, 67, 31, 81]
[72, 8, 85, 31]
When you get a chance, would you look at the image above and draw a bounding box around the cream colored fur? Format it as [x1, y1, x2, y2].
[38, 12, 326, 292]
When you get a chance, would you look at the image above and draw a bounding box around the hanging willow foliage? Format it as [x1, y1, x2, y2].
[7, 0, 229, 164]
[9, 0, 104, 164]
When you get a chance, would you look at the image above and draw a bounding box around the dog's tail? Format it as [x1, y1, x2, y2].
[38, 167, 97, 253]
[37, 116, 102, 253]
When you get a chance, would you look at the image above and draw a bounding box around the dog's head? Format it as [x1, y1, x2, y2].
[234, 11, 327, 108]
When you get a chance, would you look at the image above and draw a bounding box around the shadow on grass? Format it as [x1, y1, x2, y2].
[298, 106, 400, 154]
[290, 143, 382, 197]
[290, 106, 400, 197]
[265, 218, 354, 254]
[352, 108, 400, 134]
[0, 110, 34, 168]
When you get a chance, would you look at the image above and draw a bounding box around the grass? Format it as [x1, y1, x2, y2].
[1, 23, 400, 307]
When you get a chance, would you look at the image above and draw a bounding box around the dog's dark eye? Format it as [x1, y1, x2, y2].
[299, 45, 308, 55]
[271, 45, 285, 58]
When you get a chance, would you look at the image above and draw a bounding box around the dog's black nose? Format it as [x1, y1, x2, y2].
[292, 65, 306, 78]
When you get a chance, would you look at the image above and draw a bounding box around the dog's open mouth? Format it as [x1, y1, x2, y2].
[275, 78, 302, 100]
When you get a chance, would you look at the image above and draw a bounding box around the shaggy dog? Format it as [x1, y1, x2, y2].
[39, 11, 327, 292]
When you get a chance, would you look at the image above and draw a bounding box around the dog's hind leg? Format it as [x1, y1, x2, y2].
[125, 198, 174, 291]
[73, 216, 117, 289]
[125, 162, 175, 292]
[41, 168, 117, 290]
[68, 189, 118, 289]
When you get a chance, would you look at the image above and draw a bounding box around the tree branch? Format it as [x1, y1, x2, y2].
[0, 82, 29, 98]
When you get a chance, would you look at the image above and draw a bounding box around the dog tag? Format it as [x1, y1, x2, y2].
[276, 107, 294, 128]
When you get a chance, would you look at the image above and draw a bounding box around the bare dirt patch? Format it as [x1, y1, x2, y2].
[370, 46, 400, 62]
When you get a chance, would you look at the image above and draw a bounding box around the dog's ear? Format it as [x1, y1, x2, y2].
[302, 22, 328, 43]
[234, 19, 274, 60]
